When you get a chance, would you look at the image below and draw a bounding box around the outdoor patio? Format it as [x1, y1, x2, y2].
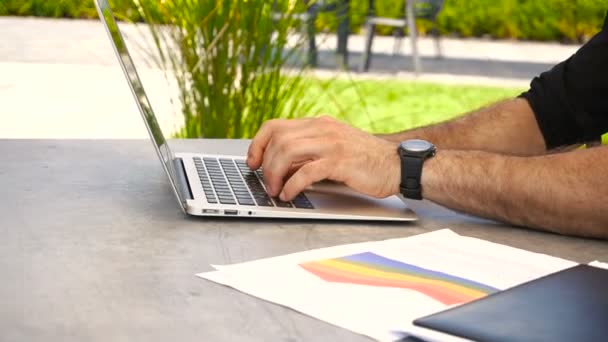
[0, 16, 580, 139]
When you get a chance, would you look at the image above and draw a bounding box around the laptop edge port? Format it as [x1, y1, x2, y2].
[224, 210, 238, 215]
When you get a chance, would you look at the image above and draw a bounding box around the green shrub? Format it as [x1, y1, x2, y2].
[1, 0, 605, 42]
[0, 0, 140, 20]
[316, 0, 605, 42]
[434, 0, 605, 42]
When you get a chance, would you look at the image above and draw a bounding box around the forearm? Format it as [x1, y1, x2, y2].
[380, 98, 548, 156]
[420, 146, 608, 239]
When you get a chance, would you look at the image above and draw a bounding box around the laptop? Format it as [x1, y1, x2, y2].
[95, 0, 417, 221]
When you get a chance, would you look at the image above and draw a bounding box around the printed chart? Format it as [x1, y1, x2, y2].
[300, 252, 498, 305]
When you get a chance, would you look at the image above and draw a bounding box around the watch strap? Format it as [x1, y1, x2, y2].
[400, 155, 424, 200]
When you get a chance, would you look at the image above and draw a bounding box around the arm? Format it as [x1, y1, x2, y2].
[421, 146, 608, 239]
[379, 98, 550, 156]
[247, 116, 608, 240]
[383, 16, 608, 154]
[247, 22, 608, 238]
[381, 96, 606, 237]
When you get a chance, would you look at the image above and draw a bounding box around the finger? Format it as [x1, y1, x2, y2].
[262, 126, 326, 173]
[280, 160, 330, 201]
[247, 118, 313, 169]
[287, 160, 311, 177]
[247, 119, 285, 170]
[262, 138, 328, 197]
[257, 124, 328, 196]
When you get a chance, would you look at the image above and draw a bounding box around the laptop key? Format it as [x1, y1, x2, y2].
[197, 157, 285, 208]
[237, 198, 255, 206]
[255, 199, 274, 206]
[219, 198, 236, 205]
[274, 200, 293, 208]
[254, 196, 274, 207]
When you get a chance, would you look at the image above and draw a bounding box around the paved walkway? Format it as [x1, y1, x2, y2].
[0, 17, 582, 138]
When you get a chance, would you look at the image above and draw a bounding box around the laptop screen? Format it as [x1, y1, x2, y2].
[95, 0, 184, 206]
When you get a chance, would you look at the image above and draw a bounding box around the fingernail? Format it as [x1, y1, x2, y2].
[279, 191, 286, 201]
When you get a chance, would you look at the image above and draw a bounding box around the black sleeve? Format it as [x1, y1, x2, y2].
[519, 11, 608, 149]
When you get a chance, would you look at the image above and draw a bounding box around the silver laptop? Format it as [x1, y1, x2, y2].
[95, 0, 416, 221]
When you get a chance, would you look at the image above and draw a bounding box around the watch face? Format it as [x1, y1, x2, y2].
[401, 139, 433, 152]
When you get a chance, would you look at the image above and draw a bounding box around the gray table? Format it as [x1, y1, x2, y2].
[1, 139, 606, 342]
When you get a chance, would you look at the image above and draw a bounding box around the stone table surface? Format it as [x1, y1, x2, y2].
[1, 139, 606, 342]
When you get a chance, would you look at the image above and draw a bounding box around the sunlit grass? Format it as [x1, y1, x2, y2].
[302, 78, 525, 133]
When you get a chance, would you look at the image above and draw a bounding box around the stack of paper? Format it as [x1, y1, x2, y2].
[198, 229, 580, 341]
[590, 260, 608, 269]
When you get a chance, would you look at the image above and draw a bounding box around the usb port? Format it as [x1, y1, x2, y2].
[224, 210, 238, 215]
[202, 209, 220, 214]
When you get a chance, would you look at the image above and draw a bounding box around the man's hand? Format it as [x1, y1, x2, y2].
[246, 116, 401, 201]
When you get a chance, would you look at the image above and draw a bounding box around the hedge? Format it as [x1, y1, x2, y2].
[317, 0, 606, 42]
[0, 0, 140, 21]
[1, 0, 605, 42]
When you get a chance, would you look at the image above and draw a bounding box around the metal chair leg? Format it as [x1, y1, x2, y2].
[336, 0, 349, 69]
[432, 25, 442, 59]
[305, 12, 318, 67]
[393, 28, 404, 55]
[360, 22, 375, 72]
[406, 0, 421, 75]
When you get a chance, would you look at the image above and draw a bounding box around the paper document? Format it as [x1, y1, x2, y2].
[590, 260, 608, 269]
[198, 229, 576, 342]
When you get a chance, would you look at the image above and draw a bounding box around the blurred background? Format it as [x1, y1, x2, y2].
[0, 0, 604, 139]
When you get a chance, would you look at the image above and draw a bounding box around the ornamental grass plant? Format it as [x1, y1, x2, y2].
[129, 0, 316, 138]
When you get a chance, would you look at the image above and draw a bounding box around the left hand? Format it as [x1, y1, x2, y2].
[246, 116, 401, 201]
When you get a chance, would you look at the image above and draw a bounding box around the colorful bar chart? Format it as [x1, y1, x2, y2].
[300, 252, 498, 305]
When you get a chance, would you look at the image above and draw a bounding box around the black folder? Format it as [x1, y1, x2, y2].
[413, 264, 608, 342]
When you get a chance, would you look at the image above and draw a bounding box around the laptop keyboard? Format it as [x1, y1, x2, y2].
[193, 157, 314, 209]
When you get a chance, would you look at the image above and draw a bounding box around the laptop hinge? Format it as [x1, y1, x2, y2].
[172, 158, 194, 201]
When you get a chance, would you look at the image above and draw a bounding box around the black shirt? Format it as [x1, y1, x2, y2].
[519, 11, 608, 149]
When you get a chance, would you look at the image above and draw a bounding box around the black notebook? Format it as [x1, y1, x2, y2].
[413, 264, 608, 342]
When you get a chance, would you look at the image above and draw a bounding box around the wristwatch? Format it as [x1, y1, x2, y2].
[398, 139, 436, 200]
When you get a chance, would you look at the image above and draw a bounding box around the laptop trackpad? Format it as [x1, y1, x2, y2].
[304, 181, 415, 219]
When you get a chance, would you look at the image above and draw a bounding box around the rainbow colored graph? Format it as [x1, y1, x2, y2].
[299, 252, 498, 305]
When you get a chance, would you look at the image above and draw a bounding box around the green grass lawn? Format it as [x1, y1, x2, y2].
[303, 78, 526, 134]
